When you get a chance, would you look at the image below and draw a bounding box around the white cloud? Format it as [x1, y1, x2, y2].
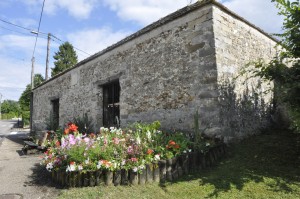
[0, 56, 32, 101]
[0, 34, 48, 100]
[103, 0, 198, 26]
[67, 27, 132, 61]
[22, 0, 98, 20]
[219, 0, 283, 34]
[0, 34, 48, 57]
[104, 0, 283, 34]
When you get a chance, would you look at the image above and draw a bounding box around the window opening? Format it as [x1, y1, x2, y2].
[51, 99, 59, 130]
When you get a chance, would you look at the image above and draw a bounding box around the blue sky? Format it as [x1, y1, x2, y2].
[0, 0, 283, 101]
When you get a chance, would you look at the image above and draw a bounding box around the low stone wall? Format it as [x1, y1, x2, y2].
[51, 144, 226, 187]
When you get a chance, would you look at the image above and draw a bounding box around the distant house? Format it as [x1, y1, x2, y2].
[32, 0, 277, 140]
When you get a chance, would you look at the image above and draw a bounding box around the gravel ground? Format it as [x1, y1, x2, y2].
[0, 133, 61, 199]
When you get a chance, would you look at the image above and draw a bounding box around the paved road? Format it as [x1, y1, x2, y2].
[0, 120, 17, 135]
[0, 120, 17, 145]
[0, 120, 60, 198]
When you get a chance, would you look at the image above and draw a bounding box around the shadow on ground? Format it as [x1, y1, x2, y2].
[24, 163, 56, 187]
[161, 129, 300, 198]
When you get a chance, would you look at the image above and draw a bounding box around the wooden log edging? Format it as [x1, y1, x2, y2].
[51, 144, 227, 187]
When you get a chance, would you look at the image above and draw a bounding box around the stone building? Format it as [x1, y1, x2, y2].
[32, 0, 278, 140]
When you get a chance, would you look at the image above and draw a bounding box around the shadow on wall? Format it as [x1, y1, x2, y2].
[218, 80, 274, 141]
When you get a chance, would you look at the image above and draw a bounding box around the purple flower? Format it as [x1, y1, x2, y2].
[127, 146, 133, 154]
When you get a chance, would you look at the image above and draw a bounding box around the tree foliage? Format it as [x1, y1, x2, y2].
[1, 100, 19, 114]
[253, 0, 300, 131]
[19, 74, 45, 124]
[51, 42, 78, 77]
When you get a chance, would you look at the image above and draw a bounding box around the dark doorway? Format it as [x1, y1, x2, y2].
[51, 99, 59, 130]
[103, 81, 120, 127]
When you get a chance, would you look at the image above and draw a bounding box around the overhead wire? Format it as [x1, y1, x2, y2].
[0, 25, 33, 36]
[0, 18, 32, 32]
[0, 17, 92, 58]
[32, 0, 46, 58]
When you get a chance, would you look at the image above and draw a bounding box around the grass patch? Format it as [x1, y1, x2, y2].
[58, 130, 300, 199]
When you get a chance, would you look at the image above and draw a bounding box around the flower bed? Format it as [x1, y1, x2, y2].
[41, 121, 226, 187]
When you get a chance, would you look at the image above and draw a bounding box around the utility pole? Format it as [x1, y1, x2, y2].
[0, 93, 2, 120]
[45, 33, 50, 80]
[31, 56, 35, 90]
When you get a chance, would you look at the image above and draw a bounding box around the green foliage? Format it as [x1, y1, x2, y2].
[19, 74, 44, 124]
[1, 100, 20, 114]
[248, 0, 300, 132]
[51, 42, 78, 77]
[272, 0, 300, 58]
[58, 130, 300, 199]
[72, 113, 95, 134]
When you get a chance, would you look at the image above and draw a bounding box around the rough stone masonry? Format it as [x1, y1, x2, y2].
[32, 0, 278, 140]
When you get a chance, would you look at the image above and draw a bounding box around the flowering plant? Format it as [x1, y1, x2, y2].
[41, 121, 210, 173]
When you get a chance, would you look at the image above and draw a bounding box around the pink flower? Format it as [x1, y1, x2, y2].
[131, 157, 138, 162]
[127, 146, 133, 154]
[84, 137, 90, 143]
[113, 137, 119, 144]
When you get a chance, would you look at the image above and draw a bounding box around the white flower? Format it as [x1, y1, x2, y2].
[154, 154, 160, 161]
[121, 159, 126, 166]
[85, 158, 90, 164]
[46, 162, 53, 171]
[116, 129, 122, 135]
[96, 161, 102, 169]
[78, 165, 83, 171]
[133, 167, 138, 172]
[66, 164, 76, 172]
[136, 136, 141, 145]
[146, 131, 151, 140]
[206, 143, 210, 147]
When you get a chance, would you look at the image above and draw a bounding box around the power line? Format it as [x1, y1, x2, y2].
[32, 0, 46, 58]
[0, 17, 92, 57]
[0, 25, 32, 37]
[31, 0, 46, 90]
[0, 18, 32, 32]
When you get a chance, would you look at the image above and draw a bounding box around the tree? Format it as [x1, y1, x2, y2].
[19, 74, 45, 125]
[51, 42, 78, 77]
[252, 0, 300, 131]
[1, 100, 19, 114]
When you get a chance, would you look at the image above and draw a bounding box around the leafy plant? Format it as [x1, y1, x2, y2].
[72, 113, 94, 134]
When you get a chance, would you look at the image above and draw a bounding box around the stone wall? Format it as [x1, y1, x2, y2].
[32, 1, 279, 140]
[212, 5, 278, 140]
[32, 4, 217, 133]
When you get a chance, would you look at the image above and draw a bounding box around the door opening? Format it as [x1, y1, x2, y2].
[103, 81, 120, 127]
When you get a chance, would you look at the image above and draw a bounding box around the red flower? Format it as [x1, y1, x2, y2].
[70, 161, 75, 165]
[131, 157, 138, 162]
[55, 141, 60, 147]
[69, 124, 78, 132]
[64, 128, 69, 135]
[174, 144, 180, 149]
[147, 149, 154, 155]
[168, 140, 176, 146]
[89, 133, 96, 138]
